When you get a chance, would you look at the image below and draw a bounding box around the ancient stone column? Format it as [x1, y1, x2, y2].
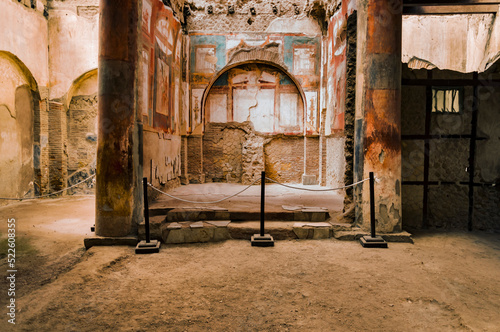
[354, 0, 402, 232]
[95, 0, 142, 237]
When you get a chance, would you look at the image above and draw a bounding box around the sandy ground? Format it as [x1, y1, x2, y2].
[1, 195, 500, 331]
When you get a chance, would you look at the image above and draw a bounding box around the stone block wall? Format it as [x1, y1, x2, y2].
[203, 123, 246, 183]
[202, 123, 320, 185]
[265, 136, 305, 184]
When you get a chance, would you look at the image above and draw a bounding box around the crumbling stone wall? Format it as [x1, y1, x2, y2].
[202, 122, 320, 185]
[186, 0, 327, 33]
[265, 136, 304, 184]
[241, 130, 266, 184]
[343, 11, 356, 214]
[203, 122, 246, 183]
[66, 94, 97, 194]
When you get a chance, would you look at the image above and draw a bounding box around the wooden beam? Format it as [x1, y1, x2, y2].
[404, 0, 500, 5]
[403, 4, 499, 14]
[402, 78, 500, 86]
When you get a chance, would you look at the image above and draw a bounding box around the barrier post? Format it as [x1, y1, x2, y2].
[251, 171, 274, 247]
[369, 171, 376, 238]
[135, 177, 161, 253]
[360, 172, 388, 248]
[144, 177, 150, 243]
[260, 170, 265, 237]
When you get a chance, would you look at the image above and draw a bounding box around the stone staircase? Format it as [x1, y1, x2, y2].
[138, 206, 413, 244]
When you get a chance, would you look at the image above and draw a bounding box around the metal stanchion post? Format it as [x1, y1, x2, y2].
[260, 170, 265, 237]
[251, 171, 274, 247]
[144, 177, 150, 243]
[360, 172, 388, 248]
[136, 177, 161, 254]
[370, 171, 376, 238]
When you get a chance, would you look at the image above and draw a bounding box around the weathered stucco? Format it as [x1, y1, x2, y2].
[0, 0, 49, 87]
[402, 14, 500, 73]
[0, 53, 38, 202]
[47, 0, 99, 99]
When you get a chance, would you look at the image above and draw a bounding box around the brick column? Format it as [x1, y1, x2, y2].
[48, 101, 67, 193]
[354, 0, 402, 232]
[95, 0, 142, 237]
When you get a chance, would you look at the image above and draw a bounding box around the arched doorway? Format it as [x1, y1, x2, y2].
[197, 61, 317, 185]
[0, 51, 40, 200]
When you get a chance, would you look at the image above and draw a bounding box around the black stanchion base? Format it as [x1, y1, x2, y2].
[251, 234, 275, 247]
[135, 240, 161, 254]
[359, 236, 388, 248]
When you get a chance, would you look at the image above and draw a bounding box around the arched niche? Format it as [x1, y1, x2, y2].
[201, 60, 307, 135]
[65, 69, 98, 193]
[0, 51, 39, 200]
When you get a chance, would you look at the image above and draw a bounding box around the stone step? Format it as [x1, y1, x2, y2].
[159, 208, 330, 223]
[334, 230, 414, 243]
[137, 219, 413, 244]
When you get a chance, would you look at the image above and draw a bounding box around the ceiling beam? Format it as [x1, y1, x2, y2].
[404, 0, 500, 5]
[403, 4, 499, 14]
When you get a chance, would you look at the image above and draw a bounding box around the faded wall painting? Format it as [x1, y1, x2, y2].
[189, 32, 321, 135]
[205, 64, 304, 135]
[139, 1, 184, 186]
[139, 1, 182, 134]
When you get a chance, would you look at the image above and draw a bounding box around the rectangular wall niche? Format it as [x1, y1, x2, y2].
[432, 87, 462, 113]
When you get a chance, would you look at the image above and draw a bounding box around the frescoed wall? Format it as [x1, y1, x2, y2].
[139, 1, 184, 187]
[326, 0, 356, 135]
[187, 31, 322, 184]
[189, 32, 321, 136]
[325, 0, 356, 190]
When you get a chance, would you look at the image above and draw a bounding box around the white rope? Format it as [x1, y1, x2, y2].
[265, 177, 369, 192]
[0, 174, 96, 201]
[148, 177, 262, 204]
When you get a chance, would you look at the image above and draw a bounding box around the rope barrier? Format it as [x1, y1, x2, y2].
[147, 176, 262, 204]
[148, 175, 369, 203]
[264, 177, 370, 191]
[0, 174, 96, 201]
[0, 172, 368, 203]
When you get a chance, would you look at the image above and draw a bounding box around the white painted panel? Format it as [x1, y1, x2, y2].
[234, 88, 275, 133]
[250, 89, 275, 133]
[280, 93, 298, 127]
[233, 88, 252, 123]
[208, 93, 227, 123]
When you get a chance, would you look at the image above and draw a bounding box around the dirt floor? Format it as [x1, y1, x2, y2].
[1, 195, 500, 331]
